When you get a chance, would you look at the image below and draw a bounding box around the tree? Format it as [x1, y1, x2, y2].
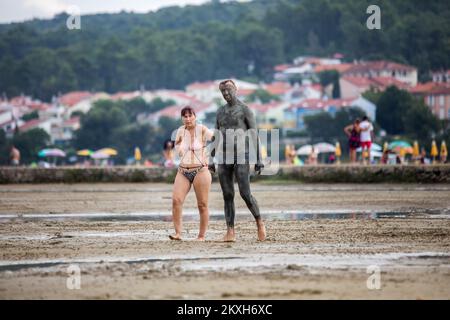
[12, 128, 50, 164]
[318, 70, 340, 98]
[376, 86, 412, 135]
[112, 123, 155, 163]
[73, 99, 128, 151]
[21, 110, 39, 122]
[403, 100, 441, 146]
[0, 129, 9, 165]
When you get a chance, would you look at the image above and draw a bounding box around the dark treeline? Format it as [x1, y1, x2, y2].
[0, 0, 449, 101]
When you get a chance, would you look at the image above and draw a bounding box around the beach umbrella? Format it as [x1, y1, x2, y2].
[296, 144, 313, 155]
[431, 140, 438, 163]
[388, 140, 412, 149]
[431, 140, 438, 157]
[91, 150, 110, 159]
[388, 140, 413, 154]
[134, 147, 142, 162]
[313, 142, 336, 153]
[96, 148, 118, 156]
[38, 148, 66, 157]
[413, 141, 420, 158]
[371, 143, 382, 151]
[77, 149, 93, 156]
[335, 142, 341, 164]
[441, 141, 448, 157]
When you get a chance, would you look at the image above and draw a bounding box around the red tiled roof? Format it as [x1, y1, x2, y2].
[343, 76, 409, 90]
[274, 64, 292, 72]
[28, 102, 51, 111]
[342, 76, 375, 87]
[429, 86, 450, 95]
[248, 102, 284, 113]
[289, 97, 356, 110]
[109, 91, 139, 101]
[410, 82, 450, 95]
[18, 118, 47, 131]
[63, 116, 80, 125]
[263, 82, 292, 95]
[304, 57, 323, 65]
[345, 60, 416, 74]
[237, 89, 256, 96]
[9, 96, 31, 107]
[314, 63, 353, 74]
[59, 91, 92, 107]
[371, 77, 410, 89]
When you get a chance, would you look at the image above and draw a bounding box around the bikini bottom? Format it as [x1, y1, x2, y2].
[178, 165, 206, 183]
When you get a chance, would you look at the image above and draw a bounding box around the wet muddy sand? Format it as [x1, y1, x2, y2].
[0, 183, 449, 299]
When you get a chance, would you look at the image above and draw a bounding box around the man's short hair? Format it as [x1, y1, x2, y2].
[362, 116, 368, 121]
[219, 79, 237, 90]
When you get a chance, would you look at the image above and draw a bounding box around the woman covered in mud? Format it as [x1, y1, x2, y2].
[169, 106, 214, 241]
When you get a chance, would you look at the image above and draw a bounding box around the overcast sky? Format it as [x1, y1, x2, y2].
[0, 0, 224, 23]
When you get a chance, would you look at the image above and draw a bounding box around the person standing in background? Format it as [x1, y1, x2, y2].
[10, 145, 20, 166]
[359, 116, 374, 165]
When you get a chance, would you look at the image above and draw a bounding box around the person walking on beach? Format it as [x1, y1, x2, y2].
[169, 106, 214, 241]
[359, 116, 374, 164]
[344, 119, 361, 163]
[209, 79, 266, 242]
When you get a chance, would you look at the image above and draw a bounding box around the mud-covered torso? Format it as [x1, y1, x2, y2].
[216, 101, 253, 159]
[216, 102, 248, 131]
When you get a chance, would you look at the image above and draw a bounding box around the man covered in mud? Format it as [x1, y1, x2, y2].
[208, 79, 266, 242]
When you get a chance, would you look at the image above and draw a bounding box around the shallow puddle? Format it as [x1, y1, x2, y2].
[0, 210, 440, 222]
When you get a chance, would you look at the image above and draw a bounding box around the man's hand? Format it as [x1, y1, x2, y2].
[254, 162, 264, 175]
[208, 163, 216, 173]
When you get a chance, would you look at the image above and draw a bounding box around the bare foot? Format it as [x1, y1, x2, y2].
[169, 234, 182, 241]
[256, 220, 266, 241]
[195, 236, 206, 241]
[222, 229, 236, 242]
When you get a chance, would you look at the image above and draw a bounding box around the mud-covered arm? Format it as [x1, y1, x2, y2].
[244, 105, 263, 170]
[208, 115, 219, 172]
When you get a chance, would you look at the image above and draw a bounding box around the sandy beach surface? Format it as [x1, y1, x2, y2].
[0, 182, 449, 299]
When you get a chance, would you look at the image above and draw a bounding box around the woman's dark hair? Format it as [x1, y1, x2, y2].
[354, 118, 361, 125]
[181, 106, 196, 117]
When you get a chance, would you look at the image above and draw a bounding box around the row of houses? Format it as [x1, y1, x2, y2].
[1, 57, 449, 145]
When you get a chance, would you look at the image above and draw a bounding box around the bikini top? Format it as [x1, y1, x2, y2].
[180, 125, 206, 165]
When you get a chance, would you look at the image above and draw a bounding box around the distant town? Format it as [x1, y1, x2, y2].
[2, 55, 449, 145]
